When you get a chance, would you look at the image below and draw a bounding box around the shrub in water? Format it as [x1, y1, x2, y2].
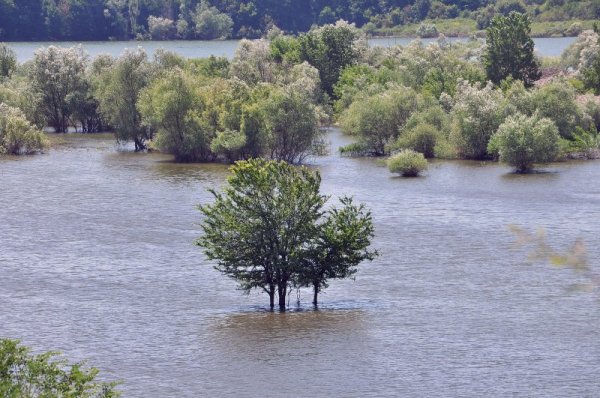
[488, 113, 560, 173]
[387, 149, 428, 177]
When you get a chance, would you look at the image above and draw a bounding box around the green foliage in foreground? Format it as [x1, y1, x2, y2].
[387, 149, 428, 177]
[0, 104, 48, 155]
[488, 113, 560, 173]
[197, 158, 376, 309]
[0, 339, 119, 398]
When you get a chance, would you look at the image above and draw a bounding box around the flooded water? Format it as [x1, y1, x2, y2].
[1, 130, 599, 397]
[7, 37, 575, 62]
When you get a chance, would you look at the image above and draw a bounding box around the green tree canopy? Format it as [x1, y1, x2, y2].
[138, 68, 212, 162]
[297, 20, 364, 97]
[29, 45, 88, 133]
[193, 0, 234, 40]
[94, 49, 153, 150]
[197, 158, 376, 310]
[483, 12, 541, 87]
[0, 339, 119, 398]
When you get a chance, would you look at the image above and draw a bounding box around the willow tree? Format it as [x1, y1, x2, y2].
[29, 46, 88, 133]
[95, 49, 153, 151]
[197, 159, 376, 310]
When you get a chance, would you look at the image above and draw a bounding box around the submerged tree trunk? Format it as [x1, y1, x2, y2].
[313, 284, 319, 306]
[134, 137, 145, 151]
[278, 285, 287, 311]
[269, 290, 275, 310]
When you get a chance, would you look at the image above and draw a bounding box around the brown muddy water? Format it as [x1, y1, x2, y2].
[1, 129, 599, 397]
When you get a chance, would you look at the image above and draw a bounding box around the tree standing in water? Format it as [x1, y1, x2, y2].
[197, 158, 376, 310]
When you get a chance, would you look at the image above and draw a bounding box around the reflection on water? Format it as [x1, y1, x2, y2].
[1, 131, 599, 397]
[212, 309, 367, 346]
[501, 168, 561, 181]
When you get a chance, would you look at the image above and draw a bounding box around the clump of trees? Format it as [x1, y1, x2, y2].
[334, 13, 598, 173]
[197, 158, 377, 310]
[1, 21, 358, 161]
[0, 338, 119, 397]
[2, 14, 600, 169]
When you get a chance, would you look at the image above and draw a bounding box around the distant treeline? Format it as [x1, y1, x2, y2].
[0, 0, 599, 41]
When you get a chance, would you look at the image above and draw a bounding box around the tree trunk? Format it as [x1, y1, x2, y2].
[269, 290, 275, 310]
[313, 284, 319, 307]
[134, 137, 145, 151]
[278, 285, 287, 311]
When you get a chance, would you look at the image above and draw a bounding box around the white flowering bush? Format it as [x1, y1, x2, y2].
[450, 79, 504, 159]
[561, 30, 599, 72]
[29, 45, 88, 133]
[148, 16, 176, 40]
[229, 39, 275, 85]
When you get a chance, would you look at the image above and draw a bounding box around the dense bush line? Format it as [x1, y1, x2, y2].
[1, 16, 600, 170]
[0, 1, 599, 42]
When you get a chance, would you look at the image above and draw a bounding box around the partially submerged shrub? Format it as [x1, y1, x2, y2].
[387, 149, 428, 177]
[339, 87, 420, 156]
[488, 113, 560, 173]
[0, 103, 48, 155]
[339, 141, 370, 157]
[210, 129, 247, 162]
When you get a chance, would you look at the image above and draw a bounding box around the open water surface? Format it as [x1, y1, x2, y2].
[1, 130, 599, 397]
[7, 36, 576, 62]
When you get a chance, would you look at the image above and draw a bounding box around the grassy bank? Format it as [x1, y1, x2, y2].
[368, 18, 598, 39]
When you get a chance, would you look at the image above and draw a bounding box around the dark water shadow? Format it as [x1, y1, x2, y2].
[389, 174, 428, 180]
